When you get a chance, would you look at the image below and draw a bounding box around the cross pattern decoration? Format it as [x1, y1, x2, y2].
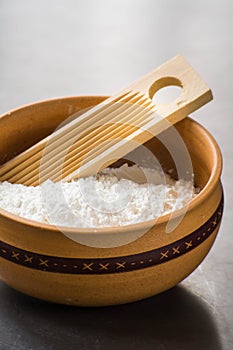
[0, 196, 223, 275]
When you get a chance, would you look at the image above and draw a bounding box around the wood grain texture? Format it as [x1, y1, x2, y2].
[0, 55, 212, 185]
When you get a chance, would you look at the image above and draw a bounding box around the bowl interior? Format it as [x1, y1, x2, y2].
[0, 95, 223, 251]
[0, 96, 218, 193]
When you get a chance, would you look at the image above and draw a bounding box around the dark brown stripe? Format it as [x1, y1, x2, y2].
[0, 195, 223, 275]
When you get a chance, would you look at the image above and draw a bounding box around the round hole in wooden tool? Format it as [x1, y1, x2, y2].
[149, 77, 183, 105]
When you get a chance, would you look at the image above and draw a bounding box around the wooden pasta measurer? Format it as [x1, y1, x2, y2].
[0, 55, 212, 186]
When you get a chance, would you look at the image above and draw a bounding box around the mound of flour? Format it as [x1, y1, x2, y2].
[0, 165, 197, 228]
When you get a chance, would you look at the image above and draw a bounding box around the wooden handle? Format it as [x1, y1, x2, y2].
[121, 54, 212, 118]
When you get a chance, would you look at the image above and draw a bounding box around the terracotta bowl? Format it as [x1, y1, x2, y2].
[0, 96, 223, 306]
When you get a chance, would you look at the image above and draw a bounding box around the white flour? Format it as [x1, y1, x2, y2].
[0, 165, 198, 228]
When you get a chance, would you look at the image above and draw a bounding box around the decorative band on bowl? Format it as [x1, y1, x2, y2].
[0, 195, 223, 275]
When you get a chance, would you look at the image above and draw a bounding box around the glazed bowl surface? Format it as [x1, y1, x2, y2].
[0, 96, 223, 306]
